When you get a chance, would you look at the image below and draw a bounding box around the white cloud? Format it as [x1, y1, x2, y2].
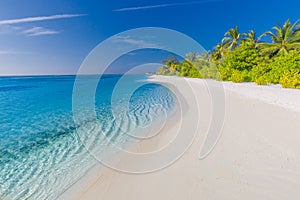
[22, 26, 60, 36]
[28, 30, 60, 36]
[23, 26, 43, 34]
[0, 14, 85, 36]
[113, 36, 162, 48]
[0, 14, 86, 25]
[113, 0, 221, 11]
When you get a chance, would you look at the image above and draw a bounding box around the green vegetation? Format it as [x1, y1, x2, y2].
[157, 19, 300, 89]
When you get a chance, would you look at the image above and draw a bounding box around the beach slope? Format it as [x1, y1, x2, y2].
[65, 76, 300, 200]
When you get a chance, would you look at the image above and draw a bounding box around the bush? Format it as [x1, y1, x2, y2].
[280, 73, 300, 88]
[252, 50, 300, 88]
[251, 61, 273, 85]
[200, 62, 221, 80]
[230, 70, 252, 83]
[157, 47, 300, 89]
[219, 42, 265, 82]
[177, 60, 202, 78]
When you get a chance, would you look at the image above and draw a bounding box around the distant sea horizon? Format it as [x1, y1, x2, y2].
[0, 72, 156, 77]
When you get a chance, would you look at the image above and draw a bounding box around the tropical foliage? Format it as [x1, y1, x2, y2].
[260, 19, 300, 57]
[157, 19, 300, 89]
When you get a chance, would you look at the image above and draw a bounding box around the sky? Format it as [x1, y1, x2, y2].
[0, 0, 300, 75]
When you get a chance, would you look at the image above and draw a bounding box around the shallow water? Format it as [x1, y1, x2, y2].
[0, 75, 175, 199]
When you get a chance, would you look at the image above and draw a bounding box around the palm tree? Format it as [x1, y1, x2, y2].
[162, 55, 179, 72]
[260, 19, 300, 57]
[242, 30, 265, 49]
[162, 55, 178, 66]
[199, 51, 211, 62]
[211, 40, 230, 61]
[223, 26, 242, 51]
[186, 52, 200, 63]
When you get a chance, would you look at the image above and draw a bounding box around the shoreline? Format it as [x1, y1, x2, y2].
[59, 76, 186, 199]
[58, 76, 184, 199]
[63, 76, 300, 200]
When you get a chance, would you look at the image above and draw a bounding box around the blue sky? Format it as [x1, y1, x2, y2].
[0, 0, 300, 75]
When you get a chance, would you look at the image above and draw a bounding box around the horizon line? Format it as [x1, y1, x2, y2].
[0, 73, 155, 77]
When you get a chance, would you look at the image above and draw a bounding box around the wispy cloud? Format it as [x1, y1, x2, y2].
[113, 0, 221, 11]
[22, 26, 60, 36]
[113, 36, 162, 48]
[0, 14, 86, 25]
[0, 14, 85, 36]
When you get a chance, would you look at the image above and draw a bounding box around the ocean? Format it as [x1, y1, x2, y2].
[0, 75, 175, 199]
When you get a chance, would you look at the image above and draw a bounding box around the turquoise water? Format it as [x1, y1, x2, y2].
[0, 75, 175, 200]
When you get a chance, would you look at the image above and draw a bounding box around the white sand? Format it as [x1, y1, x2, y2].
[215, 80, 300, 112]
[62, 76, 300, 200]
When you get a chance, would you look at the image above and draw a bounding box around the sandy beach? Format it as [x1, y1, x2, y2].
[61, 75, 300, 200]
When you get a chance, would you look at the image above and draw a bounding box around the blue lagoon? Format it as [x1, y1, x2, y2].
[0, 75, 175, 199]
